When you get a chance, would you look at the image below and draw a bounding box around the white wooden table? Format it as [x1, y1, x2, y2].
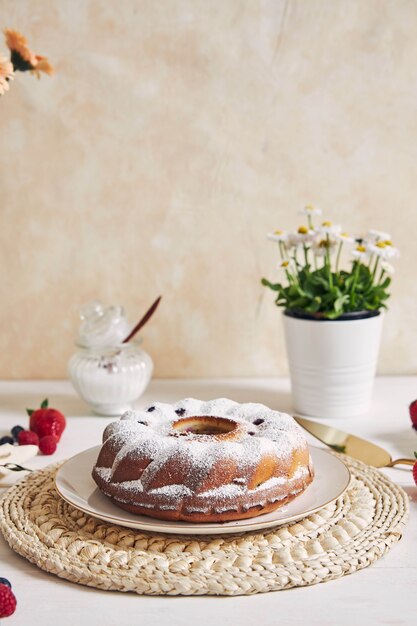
[0, 378, 416, 626]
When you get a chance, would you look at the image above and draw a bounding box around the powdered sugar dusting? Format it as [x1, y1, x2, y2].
[93, 397, 312, 517]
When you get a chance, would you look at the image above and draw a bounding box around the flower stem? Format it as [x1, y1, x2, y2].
[335, 241, 343, 273]
[378, 268, 386, 284]
[350, 261, 360, 307]
[285, 269, 298, 286]
[326, 234, 333, 288]
[371, 256, 380, 283]
[303, 244, 309, 270]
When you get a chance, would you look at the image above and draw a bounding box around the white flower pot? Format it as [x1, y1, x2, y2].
[282, 311, 384, 418]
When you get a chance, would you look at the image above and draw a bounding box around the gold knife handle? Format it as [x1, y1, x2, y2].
[386, 458, 415, 468]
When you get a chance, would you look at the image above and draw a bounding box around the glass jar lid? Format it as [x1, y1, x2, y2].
[76, 300, 131, 348]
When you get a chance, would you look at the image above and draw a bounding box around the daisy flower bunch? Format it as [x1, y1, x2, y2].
[0, 28, 53, 97]
[262, 205, 399, 319]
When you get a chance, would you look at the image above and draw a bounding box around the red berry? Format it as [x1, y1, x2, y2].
[39, 435, 57, 456]
[0, 583, 17, 618]
[409, 400, 417, 430]
[27, 399, 66, 442]
[17, 430, 39, 446]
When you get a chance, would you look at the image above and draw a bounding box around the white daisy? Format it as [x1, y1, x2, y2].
[381, 240, 400, 259]
[298, 204, 322, 216]
[312, 238, 337, 257]
[351, 245, 368, 262]
[278, 259, 297, 273]
[316, 220, 342, 236]
[367, 241, 399, 260]
[267, 229, 288, 243]
[381, 261, 395, 275]
[289, 226, 316, 246]
[366, 229, 392, 243]
[334, 232, 354, 244]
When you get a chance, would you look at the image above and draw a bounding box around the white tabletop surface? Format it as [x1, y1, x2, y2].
[0, 377, 416, 626]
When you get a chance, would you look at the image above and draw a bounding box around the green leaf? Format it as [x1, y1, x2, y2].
[334, 294, 349, 314]
[26, 408, 34, 417]
[40, 399, 49, 409]
[261, 257, 391, 316]
[261, 278, 282, 292]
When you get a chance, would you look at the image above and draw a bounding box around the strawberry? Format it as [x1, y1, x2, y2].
[27, 399, 66, 442]
[413, 453, 417, 487]
[410, 400, 417, 431]
[0, 583, 16, 618]
[39, 435, 57, 456]
[17, 430, 39, 446]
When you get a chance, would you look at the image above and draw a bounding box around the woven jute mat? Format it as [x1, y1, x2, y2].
[0, 456, 409, 596]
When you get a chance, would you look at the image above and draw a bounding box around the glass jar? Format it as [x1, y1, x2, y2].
[68, 342, 153, 416]
[68, 301, 153, 415]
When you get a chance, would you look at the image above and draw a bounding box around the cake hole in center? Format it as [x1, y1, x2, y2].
[172, 416, 237, 436]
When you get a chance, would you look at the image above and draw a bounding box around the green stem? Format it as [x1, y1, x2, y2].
[371, 256, 380, 284]
[335, 241, 343, 273]
[350, 261, 360, 293]
[326, 234, 333, 288]
[278, 241, 284, 260]
[350, 261, 360, 306]
[378, 268, 386, 284]
[293, 246, 299, 265]
[303, 244, 309, 270]
[292, 250, 303, 276]
[285, 269, 298, 286]
[307, 215, 313, 229]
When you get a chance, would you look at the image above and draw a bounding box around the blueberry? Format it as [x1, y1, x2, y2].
[11, 425, 24, 441]
[0, 577, 11, 589]
[147, 406, 155, 412]
[0, 436, 14, 446]
[175, 408, 186, 416]
[137, 421, 148, 426]
[248, 431, 256, 436]
[253, 419, 264, 426]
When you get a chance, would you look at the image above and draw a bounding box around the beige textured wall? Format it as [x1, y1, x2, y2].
[0, 0, 416, 379]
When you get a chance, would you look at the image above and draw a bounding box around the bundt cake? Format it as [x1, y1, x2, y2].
[92, 398, 314, 523]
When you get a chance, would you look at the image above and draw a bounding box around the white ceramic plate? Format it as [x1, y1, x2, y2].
[55, 446, 351, 535]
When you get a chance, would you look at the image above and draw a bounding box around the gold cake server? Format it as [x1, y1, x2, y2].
[294, 416, 414, 468]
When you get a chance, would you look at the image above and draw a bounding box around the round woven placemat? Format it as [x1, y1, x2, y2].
[0, 455, 409, 596]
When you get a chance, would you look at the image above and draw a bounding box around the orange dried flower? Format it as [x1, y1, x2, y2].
[0, 54, 14, 95]
[4, 28, 53, 77]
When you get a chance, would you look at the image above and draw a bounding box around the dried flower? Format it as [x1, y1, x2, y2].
[4, 29, 53, 77]
[0, 54, 13, 95]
